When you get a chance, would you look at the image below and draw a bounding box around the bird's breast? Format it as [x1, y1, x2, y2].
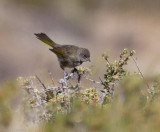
[58, 56, 82, 68]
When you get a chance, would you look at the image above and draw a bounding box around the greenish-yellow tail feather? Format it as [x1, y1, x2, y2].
[35, 33, 56, 47]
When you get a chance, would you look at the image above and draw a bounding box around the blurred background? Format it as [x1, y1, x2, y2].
[1, 0, 160, 83]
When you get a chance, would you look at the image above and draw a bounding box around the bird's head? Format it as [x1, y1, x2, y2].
[79, 48, 91, 62]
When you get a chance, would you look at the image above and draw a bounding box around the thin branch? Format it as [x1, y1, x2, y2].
[85, 77, 106, 86]
[106, 59, 111, 65]
[29, 79, 48, 120]
[36, 75, 47, 89]
[86, 78, 101, 84]
[60, 72, 71, 113]
[99, 77, 106, 86]
[36, 75, 52, 100]
[33, 90, 48, 120]
[131, 56, 150, 89]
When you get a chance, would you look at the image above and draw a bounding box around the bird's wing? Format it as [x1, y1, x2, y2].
[50, 45, 79, 58]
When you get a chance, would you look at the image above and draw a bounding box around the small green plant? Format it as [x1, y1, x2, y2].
[101, 49, 136, 104]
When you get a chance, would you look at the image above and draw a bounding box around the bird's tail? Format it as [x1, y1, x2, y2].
[34, 33, 57, 47]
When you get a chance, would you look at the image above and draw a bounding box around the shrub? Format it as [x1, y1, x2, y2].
[14, 49, 160, 132]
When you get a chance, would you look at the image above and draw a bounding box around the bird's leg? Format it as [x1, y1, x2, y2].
[71, 68, 78, 73]
[71, 68, 78, 76]
[70, 68, 76, 79]
[63, 71, 68, 76]
[63, 68, 69, 78]
[71, 68, 81, 83]
[63, 70, 69, 86]
[77, 74, 82, 83]
[61, 66, 68, 78]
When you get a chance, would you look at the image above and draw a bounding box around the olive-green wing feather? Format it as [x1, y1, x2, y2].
[35, 33, 57, 47]
[50, 45, 79, 57]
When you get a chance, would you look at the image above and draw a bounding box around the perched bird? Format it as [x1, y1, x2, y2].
[35, 33, 90, 70]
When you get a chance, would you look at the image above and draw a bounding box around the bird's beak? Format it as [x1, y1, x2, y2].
[88, 58, 91, 62]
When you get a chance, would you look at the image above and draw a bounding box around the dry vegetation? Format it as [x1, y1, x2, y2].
[1, 49, 160, 132]
[1, 0, 160, 132]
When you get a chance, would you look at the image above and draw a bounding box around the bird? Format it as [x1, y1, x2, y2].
[34, 33, 90, 71]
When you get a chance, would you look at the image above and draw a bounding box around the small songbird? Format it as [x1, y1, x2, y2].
[35, 33, 90, 70]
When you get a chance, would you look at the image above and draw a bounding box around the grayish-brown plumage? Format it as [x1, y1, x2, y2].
[35, 33, 90, 70]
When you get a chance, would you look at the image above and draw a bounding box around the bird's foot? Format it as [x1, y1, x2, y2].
[71, 68, 82, 83]
[71, 68, 78, 74]
[70, 68, 77, 78]
[63, 71, 68, 77]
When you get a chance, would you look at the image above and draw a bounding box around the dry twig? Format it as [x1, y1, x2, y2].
[131, 56, 150, 89]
